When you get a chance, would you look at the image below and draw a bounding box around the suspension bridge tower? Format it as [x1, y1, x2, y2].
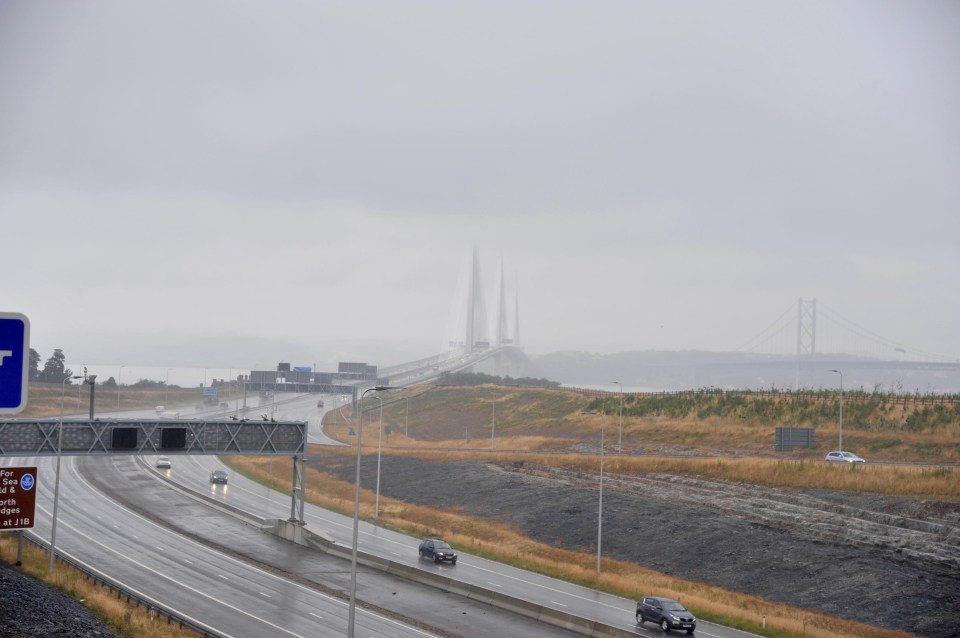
[795, 298, 817, 389]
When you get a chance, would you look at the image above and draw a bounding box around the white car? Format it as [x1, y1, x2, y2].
[156, 456, 172, 469]
[825, 450, 865, 463]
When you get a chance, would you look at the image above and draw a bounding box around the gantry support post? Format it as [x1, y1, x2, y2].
[288, 455, 305, 524]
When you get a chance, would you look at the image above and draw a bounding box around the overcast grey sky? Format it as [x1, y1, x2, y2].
[2, 0, 958, 372]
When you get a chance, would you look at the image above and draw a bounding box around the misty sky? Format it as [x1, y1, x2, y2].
[2, 0, 958, 374]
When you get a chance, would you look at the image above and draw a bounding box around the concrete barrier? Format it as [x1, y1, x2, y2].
[259, 517, 636, 636]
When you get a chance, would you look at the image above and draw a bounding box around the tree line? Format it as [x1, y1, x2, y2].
[28, 348, 170, 388]
[28, 348, 75, 383]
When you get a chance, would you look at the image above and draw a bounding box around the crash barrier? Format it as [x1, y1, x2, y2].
[142, 457, 639, 638]
[268, 518, 640, 638]
[21, 532, 227, 638]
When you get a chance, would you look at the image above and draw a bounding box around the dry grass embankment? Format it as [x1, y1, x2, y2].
[224, 453, 915, 638]
[322, 425, 960, 500]
[0, 534, 198, 638]
[360, 384, 960, 464]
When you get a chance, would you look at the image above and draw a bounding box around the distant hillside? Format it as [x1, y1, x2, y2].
[526, 350, 960, 393]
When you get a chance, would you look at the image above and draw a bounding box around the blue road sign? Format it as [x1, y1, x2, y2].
[0, 312, 30, 414]
[21, 473, 35, 491]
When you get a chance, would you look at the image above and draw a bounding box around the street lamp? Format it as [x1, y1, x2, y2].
[348, 385, 393, 638]
[830, 369, 843, 451]
[612, 381, 623, 453]
[582, 406, 606, 574]
[50, 374, 83, 572]
[117, 365, 125, 411]
[491, 391, 496, 445]
[374, 396, 384, 518]
[165, 368, 172, 406]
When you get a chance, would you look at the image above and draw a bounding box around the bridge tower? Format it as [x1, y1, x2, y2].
[495, 257, 510, 347]
[796, 298, 817, 355]
[513, 274, 521, 348]
[464, 247, 489, 350]
[794, 298, 817, 390]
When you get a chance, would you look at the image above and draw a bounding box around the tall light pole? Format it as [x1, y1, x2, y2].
[117, 365, 125, 411]
[348, 385, 392, 638]
[491, 391, 496, 445]
[830, 369, 843, 451]
[50, 374, 83, 572]
[612, 381, 623, 453]
[164, 368, 172, 406]
[582, 406, 606, 574]
[374, 396, 384, 518]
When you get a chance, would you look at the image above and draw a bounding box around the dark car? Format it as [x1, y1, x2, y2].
[418, 538, 457, 564]
[636, 596, 696, 633]
[209, 470, 229, 484]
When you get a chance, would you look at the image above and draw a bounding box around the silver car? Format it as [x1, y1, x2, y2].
[825, 450, 865, 463]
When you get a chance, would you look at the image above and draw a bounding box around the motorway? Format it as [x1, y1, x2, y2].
[7, 393, 760, 638]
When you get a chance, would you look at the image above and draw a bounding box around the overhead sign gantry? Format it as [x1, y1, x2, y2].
[0, 418, 306, 457]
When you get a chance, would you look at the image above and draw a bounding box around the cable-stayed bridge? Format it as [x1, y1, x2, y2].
[421, 259, 958, 391]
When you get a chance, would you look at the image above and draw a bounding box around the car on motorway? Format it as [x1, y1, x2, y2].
[156, 456, 171, 469]
[209, 470, 229, 484]
[825, 450, 865, 463]
[636, 596, 696, 633]
[418, 538, 457, 564]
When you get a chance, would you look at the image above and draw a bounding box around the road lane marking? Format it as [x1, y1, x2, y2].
[47, 458, 438, 638]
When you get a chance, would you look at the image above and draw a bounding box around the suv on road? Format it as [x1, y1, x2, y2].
[636, 596, 696, 633]
[418, 538, 457, 564]
[209, 470, 229, 484]
[156, 456, 171, 469]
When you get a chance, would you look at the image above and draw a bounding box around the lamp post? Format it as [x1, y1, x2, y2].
[491, 391, 496, 445]
[582, 406, 606, 574]
[612, 381, 623, 453]
[85, 375, 97, 419]
[117, 365, 125, 411]
[830, 369, 843, 451]
[165, 368, 172, 406]
[374, 396, 384, 518]
[348, 385, 392, 638]
[50, 374, 83, 572]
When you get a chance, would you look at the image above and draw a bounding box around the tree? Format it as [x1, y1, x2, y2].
[38, 349, 73, 383]
[28, 348, 41, 381]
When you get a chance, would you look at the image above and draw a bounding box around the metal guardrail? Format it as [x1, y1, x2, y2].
[21, 532, 226, 638]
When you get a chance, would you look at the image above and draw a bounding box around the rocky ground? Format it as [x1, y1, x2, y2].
[306, 451, 960, 638]
[0, 562, 118, 638]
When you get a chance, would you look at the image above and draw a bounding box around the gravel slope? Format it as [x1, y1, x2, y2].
[0, 562, 118, 638]
[308, 452, 960, 638]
